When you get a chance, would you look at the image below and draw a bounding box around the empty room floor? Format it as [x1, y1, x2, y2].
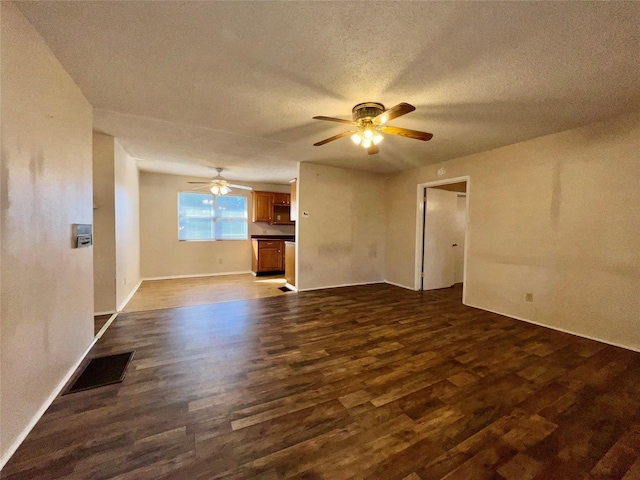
[123, 273, 289, 312]
[4, 284, 640, 479]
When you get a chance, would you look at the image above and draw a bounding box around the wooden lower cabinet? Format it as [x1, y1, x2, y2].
[252, 239, 284, 274]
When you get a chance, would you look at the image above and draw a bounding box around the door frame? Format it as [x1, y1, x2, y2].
[414, 175, 471, 303]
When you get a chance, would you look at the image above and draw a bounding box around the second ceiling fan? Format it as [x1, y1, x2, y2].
[187, 167, 252, 195]
[313, 102, 433, 155]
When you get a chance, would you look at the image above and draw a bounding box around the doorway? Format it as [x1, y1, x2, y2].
[414, 176, 470, 303]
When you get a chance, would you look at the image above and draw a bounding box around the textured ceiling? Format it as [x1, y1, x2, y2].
[17, 1, 640, 183]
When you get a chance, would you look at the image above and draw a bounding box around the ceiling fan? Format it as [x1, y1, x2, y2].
[312, 102, 433, 155]
[187, 167, 252, 195]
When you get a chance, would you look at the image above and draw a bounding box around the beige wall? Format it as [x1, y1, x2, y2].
[114, 140, 141, 308]
[386, 112, 640, 351]
[139, 171, 294, 278]
[92, 133, 117, 313]
[0, 2, 94, 465]
[297, 162, 386, 291]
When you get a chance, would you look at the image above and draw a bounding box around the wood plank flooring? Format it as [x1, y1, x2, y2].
[123, 274, 288, 312]
[4, 284, 640, 479]
[94, 314, 112, 336]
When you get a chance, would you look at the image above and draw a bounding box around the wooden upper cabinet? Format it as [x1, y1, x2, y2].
[272, 192, 290, 206]
[252, 191, 273, 223]
[252, 190, 294, 225]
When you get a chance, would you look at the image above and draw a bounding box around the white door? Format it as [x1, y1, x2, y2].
[422, 188, 458, 290]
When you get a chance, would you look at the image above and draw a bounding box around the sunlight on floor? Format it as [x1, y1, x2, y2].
[255, 278, 287, 284]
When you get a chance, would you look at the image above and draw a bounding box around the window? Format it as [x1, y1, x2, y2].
[178, 192, 247, 241]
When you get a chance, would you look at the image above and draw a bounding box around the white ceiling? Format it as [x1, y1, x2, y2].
[17, 1, 640, 184]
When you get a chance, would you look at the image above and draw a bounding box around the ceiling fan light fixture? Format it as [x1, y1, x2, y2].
[312, 102, 432, 155]
[210, 183, 231, 195]
[188, 167, 252, 193]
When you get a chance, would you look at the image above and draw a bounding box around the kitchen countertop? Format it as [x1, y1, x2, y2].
[251, 235, 295, 240]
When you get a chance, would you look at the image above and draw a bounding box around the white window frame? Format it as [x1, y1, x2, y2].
[177, 192, 248, 241]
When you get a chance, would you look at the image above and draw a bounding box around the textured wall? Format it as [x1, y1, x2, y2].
[114, 140, 141, 308]
[92, 132, 117, 313]
[385, 112, 640, 351]
[297, 163, 386, 291]
[1, 2, 94, 464]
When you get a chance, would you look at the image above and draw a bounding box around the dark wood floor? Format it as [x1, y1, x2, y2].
[94, 314, 112, 336]
[4, 284, 640, 479]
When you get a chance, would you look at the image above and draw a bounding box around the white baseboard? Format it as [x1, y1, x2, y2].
[284, 283, 298, 292]
[469, 303, 640, 354]
[297, 280, 383, 292]
[0, 334, 98, 470]
[141, 271, 252, 281]
[117, 279, 142, 312]
[94, 313, 118, 341]
[384, 280, 416, 290]
[93, 310, 116, 316]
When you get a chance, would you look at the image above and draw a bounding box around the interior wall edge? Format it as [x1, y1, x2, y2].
[94, 313, 119, 342]
[384, 280, 416, 291]
[116, 279, 143, 312]
[296, 162, 387, 291]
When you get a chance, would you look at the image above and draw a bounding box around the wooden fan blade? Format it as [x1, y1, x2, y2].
[187, 181, 210, 184]
[380, 125, 433, 141]
[312, 116, 357, 125]
[228, 184, 253, 191]
[367, 145, 380, 155]
[374, 103, 416, 124]
[313, 130, 354, 146]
